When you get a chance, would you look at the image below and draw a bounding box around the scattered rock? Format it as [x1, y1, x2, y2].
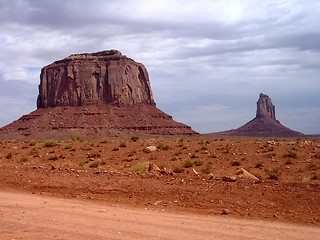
[144, 146, 157, 153]
[221, 209, 231, 215]
[207, 173, 214, 180]
[222, 176, 237, 182]
[236, 168, 260, 181]
[192, 168, 199, 175]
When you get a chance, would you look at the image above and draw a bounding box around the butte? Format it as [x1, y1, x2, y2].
[212, 93, 304, 137]
[0, 50, 197, 139]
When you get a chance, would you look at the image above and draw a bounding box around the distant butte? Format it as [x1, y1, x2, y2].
[0, 50, 197, 139]
[211, 93, 304, 137]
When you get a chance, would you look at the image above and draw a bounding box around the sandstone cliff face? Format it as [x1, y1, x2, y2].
[37, 50, 155, 108]
[256, 93, 276, 120]
[211, 93, 304, 137]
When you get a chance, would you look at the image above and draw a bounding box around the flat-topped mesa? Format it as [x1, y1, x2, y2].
[256, 93, 276, 120]
[37, 50, 155, 108]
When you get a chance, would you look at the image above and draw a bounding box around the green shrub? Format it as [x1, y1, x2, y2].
[267, 167, 282, 180]
[44, 141, 58, 148]
[283, 150, 298, 159]
[231, 160, 241, 166]
[194, 159, 203, 166]
[48, 154, 58, 160]
[173, 166, 184, 173]
[130, 136, 139, 142]
[265, 151, 276, 158]
[87, 153, 101, 158]
[183, 159, 193, 168]
[89, 161, 100, 168]
[5, 152, 13, 159]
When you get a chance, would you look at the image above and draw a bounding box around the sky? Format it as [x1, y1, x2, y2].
[1, 0, 320, 134]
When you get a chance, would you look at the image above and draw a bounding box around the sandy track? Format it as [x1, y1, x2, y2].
[0, 191, 319, 240]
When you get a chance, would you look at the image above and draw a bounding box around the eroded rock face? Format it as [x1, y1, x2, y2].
[256, 93, 276, 120]
[37, 50, 155, 108]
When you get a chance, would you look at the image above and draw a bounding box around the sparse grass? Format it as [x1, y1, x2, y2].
[44, 141, 59, 148]
[183, 159, 193, 168]
[130, 136, 139, 142]
[267, 167, 282, 180]
[283, 149, 298, 159]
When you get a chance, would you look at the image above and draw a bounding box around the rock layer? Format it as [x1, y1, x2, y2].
[0, 50, 197, 138]
[37, 50, 155, 108]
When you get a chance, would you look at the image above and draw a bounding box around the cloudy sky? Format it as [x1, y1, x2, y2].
[1, 0, 320, 134]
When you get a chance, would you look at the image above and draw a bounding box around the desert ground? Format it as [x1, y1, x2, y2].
[0, 135, 320, 238]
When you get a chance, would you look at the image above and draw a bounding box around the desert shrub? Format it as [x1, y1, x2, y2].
[157, 163, 165, 170]
[130, 136, 139, 142]
[285, 159, 293, 165]
[72, 136, 83, 142]
[265, 151, 276, 158]
[48, 154, 58, 160]
[173, 166, 184, 173]
[5, 152, 13, 159]
[283, 149, 298, 159]
[194, 159, 203, 166]
[44, 141, 59, 148]
[119, 142, 127, 148]
[89, 161, 100, 168]
[267, 167, 282, 180]
[200, 163, 212, 174]
[133, 163, 149, 173]
[306, 162, 318, 171]
[230, 160, 241, 166]
[190, 153, 197, 159]
[99, 139, 108, 144]
[19, 156, 27, 163]
[183, 159, 193, 168]
[157, 142, 170, 150]
[255, 162, 264, 169]
[29, 140, 37, 146]
[200, 146, 208, 151]
[87, 152, 101, 158]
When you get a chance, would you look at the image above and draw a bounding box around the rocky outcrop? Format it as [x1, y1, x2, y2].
[210, 93, 304, 137]
[256, 93, 275, 120]
[0, 50, 197, 138]
[37, 50, 155, 108]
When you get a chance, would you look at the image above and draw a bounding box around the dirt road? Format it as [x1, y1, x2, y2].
[0, 191, 319, 240]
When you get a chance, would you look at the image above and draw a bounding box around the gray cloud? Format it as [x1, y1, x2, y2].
[0, 0, 320, 134]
